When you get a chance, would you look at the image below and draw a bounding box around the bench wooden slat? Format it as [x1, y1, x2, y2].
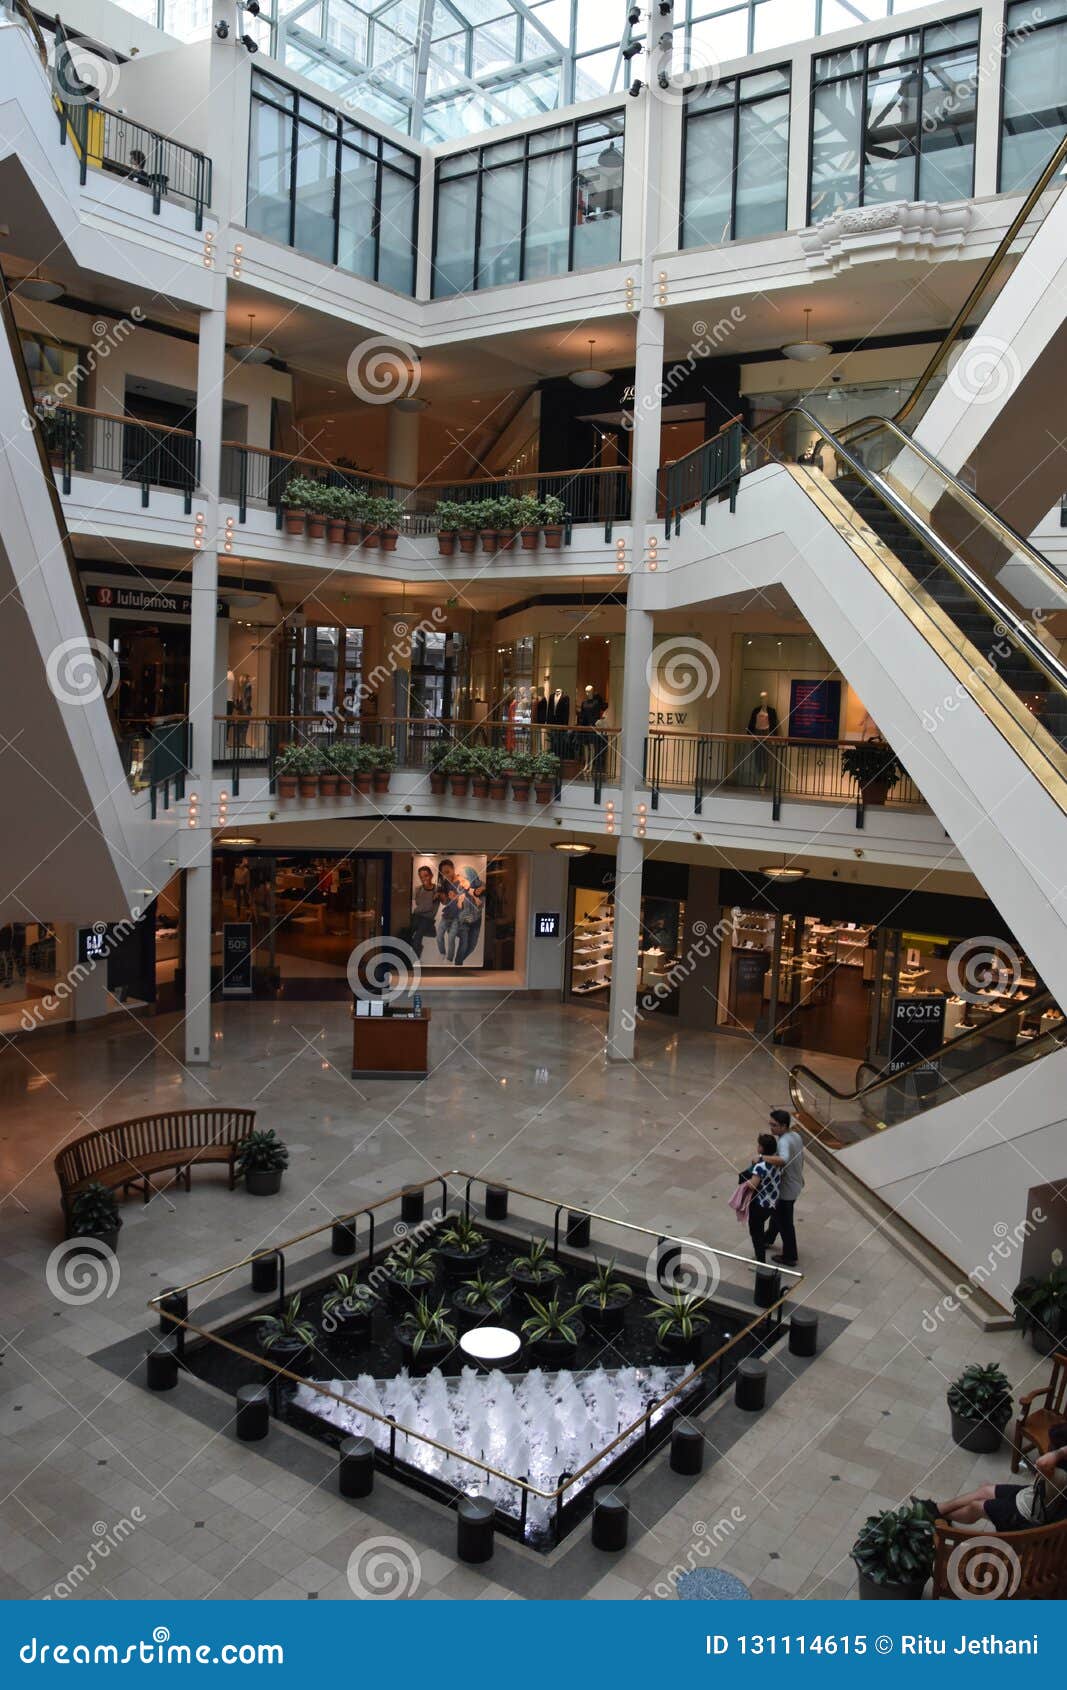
[55, 1109, 257, 1211]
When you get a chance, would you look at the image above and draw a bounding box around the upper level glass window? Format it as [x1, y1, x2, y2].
[431, 112, 624, 297]
[808, 13, 979, 221]
[681, 67, 790, 248]
[684, 1, 931, 65]
[246, 71, 419, 295]
[1000, 1, 1067, 192]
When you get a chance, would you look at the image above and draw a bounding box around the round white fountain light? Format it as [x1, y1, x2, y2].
[459, 1326, 522, 1366]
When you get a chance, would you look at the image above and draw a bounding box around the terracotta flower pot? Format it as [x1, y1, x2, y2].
[510, 779, 531, 801]
[519, 527, 540, 550]
[298, 775, 319, 798]
[372, 770, 391, 793]
[471, 776, 489, 798]
[458, 530, 477, 554]
[449, 775, 470, 797]
[496, 527, 518, 551]
[319, 773, 339, 796]
[380, 528, 399, 553]
[354, 771, 372, 795]
[277, 774, 298, 799]
[283, 509, 306, 535]
[327, 518, 346, 543]
[861, 778, 890, 806]
[488, 776, 508, 799]
[429, 772, 447, 796]
[345, 521, 364, 545]
[534, 780, 555, 804]
[479, 530, 498, 553]
[438, 532, 456, 556]
[542, 524, 563, 550]
[307, 515, 326, 539]
[360, 527, 381, 549]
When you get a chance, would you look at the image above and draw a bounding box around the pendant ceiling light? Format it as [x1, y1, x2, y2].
[19, 268, 64, 302]
[597, 143, 624, 172]
[569, 339, 611, 389]
[223, 559, 263, 610]
[551, 839, 593, 856]
[781, 308, 831, 363]
[758, 861, 809, 882]
[229, 313, 273, 365]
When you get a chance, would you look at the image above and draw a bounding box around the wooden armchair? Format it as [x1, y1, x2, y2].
[1011, 1351, 1067, 1472]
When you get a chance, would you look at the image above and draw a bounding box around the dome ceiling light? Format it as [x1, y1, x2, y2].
[19, 269, 64, 302]
[228, 312, 274, 365]
[781, 308, 831, 363]
[758, 862, 809, 882]
[569, 339, 611, 389]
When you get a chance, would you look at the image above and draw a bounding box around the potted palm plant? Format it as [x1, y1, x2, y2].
[1013, 1265, 1067, 1355]
[258, 1295, 316, 1365]
[397, 1295, 457, 1376]
[236, 1128, 289, 1195]
[531, 751, 559, 804]
[645, 1287, 709, 1364]
[841, 739, 904, 807]
[851, 1501, 934, 1601]
[67, 1183, 122, 1255]
[281, 475, 318, 536]
[385, 1247, 438, 1312]
[452, 1269, 511, 1331]
[516, 492, 541, 550]
[434, 1213, 490, 1279]
[576, 1257, 633, 1336]
[540, 494, 565, 549]
[521, 1295, 584, 1365]
[947, 1362, 1013, 1453]
[509, 751, 535, 801]
[508, 1235, 564, 1295]
[440, 744, 475, 797]
[321, 1274, 377, 1345]
[434, 499, 464, 557]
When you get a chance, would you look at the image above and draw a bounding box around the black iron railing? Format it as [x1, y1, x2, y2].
[56, 90, 212, 229]
[48, 404, 199, 509]
[661, 417, 743, 536]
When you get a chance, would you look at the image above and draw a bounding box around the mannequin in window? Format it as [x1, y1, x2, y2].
[577, 682, 605, 767]
[544, 683, 570, 755]
[746, 691, 779, 789]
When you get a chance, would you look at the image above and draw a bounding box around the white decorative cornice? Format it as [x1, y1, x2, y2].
[801, 200, 974, 278]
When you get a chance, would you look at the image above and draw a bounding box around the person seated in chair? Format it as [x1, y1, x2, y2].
[938, 1423, 1067, 1532]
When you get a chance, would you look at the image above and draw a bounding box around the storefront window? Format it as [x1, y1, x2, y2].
[681, 68, 790, 248]
[286, 625, 363, 720]
[809, 14, 978, 220]
[568, 886, 686, 1014]
[1000, 1, 1067, 191]
[432, 113, 624, 297]
[0, 922, 58, 1031]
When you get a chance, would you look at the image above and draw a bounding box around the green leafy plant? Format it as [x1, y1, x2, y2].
[235, 1129, 290, 1176]
[1013, 1266, 1067, 1341]
[456, 1270, 511, 1313]
[539, 494, 565, 526]
[325, 741, 360, 776]
[470, 744, 508, 778]
[258, 1295, 316, 1353]
[577, 1257, 633, 1310]
[469, 499, 499, 532]
[530, 751, 560, 782]
[645, 1287, 709, 1342]
[389, 1247, 437, 1288]
[40, 406, 82, 459]
[399, 1295, 457, 1355]
[281, 474, 320, 509]
[840, 740, 903, 796]
[514, 492, 541, 530]
[318, 484, 350, 520]
[369, 745, 396, 771]
[276, 742, 324, 776]
[69, 1182, 121, 1237]
[521, 1294, 583, 1345]
[436, 1213, 487, 1255]
[507, 751, 536, 780]
[322, 1272, 377, 1320]
[850, 1501, 935, 1590]
[439, 744, 477, 776]
[369, 495, 405, 531]
[509, 1236, 564, 1283]
[434, 499, 467, 532]
[947, 1362, 1013, 1427]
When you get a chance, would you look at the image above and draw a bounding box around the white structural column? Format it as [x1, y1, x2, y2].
[184, 302, 228, 1065]
[607, 62, 669, 1063]
[387, 406, 421, 487]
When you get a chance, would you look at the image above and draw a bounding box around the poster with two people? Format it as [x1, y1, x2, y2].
[409, 854, 487, 969]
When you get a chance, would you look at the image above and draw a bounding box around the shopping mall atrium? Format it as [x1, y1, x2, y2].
[0, 0, 1066, 1605]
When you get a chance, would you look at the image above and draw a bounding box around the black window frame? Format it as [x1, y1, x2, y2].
[806, 11, 980, 223]
[430, 109, 625, 298]
[246, 70, 420, 297]
[996, 0, 1067, 193]
[679, 63, 792, 250]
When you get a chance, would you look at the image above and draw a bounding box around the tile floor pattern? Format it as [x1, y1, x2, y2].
[0, 999, 1045, 1601]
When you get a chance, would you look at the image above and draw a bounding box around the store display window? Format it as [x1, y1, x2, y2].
[568, 887, 686, 1014]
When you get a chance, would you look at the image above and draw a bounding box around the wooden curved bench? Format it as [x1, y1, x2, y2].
[933, 1512, 1067, 1598]
[55, 1108, 256, 1215]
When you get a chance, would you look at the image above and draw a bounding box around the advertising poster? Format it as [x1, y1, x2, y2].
[888, 994, 946, 1074]
[788, 677, 841, 740]
[410, 854, 487, 968]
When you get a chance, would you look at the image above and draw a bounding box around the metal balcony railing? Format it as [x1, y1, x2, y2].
[47, 404, 199, 509]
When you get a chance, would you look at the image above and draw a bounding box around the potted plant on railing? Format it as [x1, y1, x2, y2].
[434, 499, 464, 557]
[508, 1235, 564, 1295]
[385, 1246, 438, 1312]
[508, 751, 535, 802]
[321, 485, 348, 543]
[397, 1295, 458, 1376]
[486, 745, 509, 800]
[370, 744, 395, 794]
[576, 1256, 633, 1337]
[342, 488, 369, 545]
[326, 740, 359, 795]
[350, 743, 376, 796]
[469, 745, 496, 799]
[495, 495, 520, 552]
[258, 1295, 316, 1366]
[281, 475, 319, 536]
[474, 499, 499, 554]
[540, 493, 565, 550]
[531, 750, 560, 804]
[1012, 1264, 1067, 1355]
[850, 1501, 934, 1601]
[433, 1212, 490, 1279]
[452, 1269, 511, 1332]
[516, 492, 541, 551]
[376, 496, 405, 553]
[321, 1274, 378, 1345]
[947, 1362, 1013, 1453]
[40, 404, 82, 470]
[456, 503, 478, 555]
[521, 1295, 584, 1366]
[67, 1183, 122, 1256]
[318, 741, 341, 797]
[645, 1287, 709, 1364]
[439, 744, 475, 798]
[280, 743, 322, 799]
[427, 739, 452, 797]
[360, 496, 382, 550]
[275, 743, 303, 799]
[841, 739, 904, 807]
[236, 1128, 289, 1195]
[304, 481, 329, 540]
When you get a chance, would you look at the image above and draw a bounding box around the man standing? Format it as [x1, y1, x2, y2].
[764, 1107, 804, 1267]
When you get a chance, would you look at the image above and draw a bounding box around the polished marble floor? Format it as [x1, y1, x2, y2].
[0, 999, 1042, 1601]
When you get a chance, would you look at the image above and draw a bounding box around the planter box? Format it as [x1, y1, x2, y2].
[354, 772, 372, 795]
[511, 780, 531, 801]
[381, 529, 399, 553]
[360, 528, 381, 549]
[345, 522, 363, 545]
[429, 772, 447, 795]
[480, 531, 498, 553]
[449, 775, 470, 797]
[488, 777, 508, 799]
[519, 528, 540, 550]
[471, 777, 490, 798]
[327, 518, 346, 543]
[534, 780, 555, 804]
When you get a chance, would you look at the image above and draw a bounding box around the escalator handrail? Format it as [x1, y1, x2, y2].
[759, 405, 1067, 706]
[789, 989, 1057, 1111]
[893, 127, 1067, 431]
